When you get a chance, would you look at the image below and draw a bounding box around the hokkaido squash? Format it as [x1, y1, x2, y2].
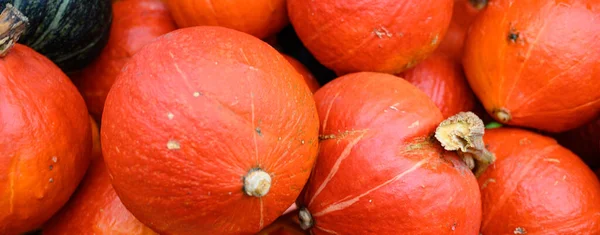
[282, 55, 320, 93]
[555, 117, 600, 169]
[298, 72, 483, 234]
[287, 0, 454, 75]
[101, 26, 319, 235]
[43, 160, 157, 234]
[166, 0, 288, 39]
[0, 6, 92, 234]
[479, 128, 600, 234]
[436, 0, 487, 61]
[398, 52, 475, 118]
[462, 0, 600, 132]
[76, 0, 176, 121]
[0, 0, 112, 72]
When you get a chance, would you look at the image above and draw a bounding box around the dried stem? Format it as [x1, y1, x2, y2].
[0, 4, 28, 57]
[298, 207, 314, 230]
[469, 0, 489, 10]
[434, 112, 496, 177]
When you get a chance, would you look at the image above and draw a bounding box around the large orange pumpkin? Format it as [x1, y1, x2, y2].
[287, 0, 454, 75]
[76, 0, 176, 121]
[462, 0, 600, 132]
[398, 52, 475, 118]
[0, 6, 92, 235]
[101, 26, 319, 235]
[166, 0, 288, 39]
[43, 159, 157, 234]
[299, 72, 482, 234]
[479, 128, 600, 234]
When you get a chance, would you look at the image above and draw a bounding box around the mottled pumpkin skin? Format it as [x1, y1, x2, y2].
[463, 0, 600, 132]
[479, 128, 600, 234]
[166, 0, 288, 39]
[555, 117, 600, 168]
[101, 26, 319, 235]
[304, 72, 481, 234]
[1, 0, 113, 72]
[398, 52, 475, 118]
[43, 158, 157, 235]
[76, 0, 176, 121]
[287, 0, 453, 75]
[0, 44, 92, 235]
[283, 54, 320, 93]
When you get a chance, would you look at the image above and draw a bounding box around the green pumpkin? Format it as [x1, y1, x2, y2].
[0, 0, 112, 72]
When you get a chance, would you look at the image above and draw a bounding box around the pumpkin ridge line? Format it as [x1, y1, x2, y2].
[29, 0, 71, 48]
[503, 20, 548, 107]
[312, 156, 434, 217]
[301, 0, 373, 45]
[320, 91, 341, 133]
[509, 53, 592, 113]
[315, 224, 339, 234]
[308, 131, 368, 207]
[481, 144, 560, 229]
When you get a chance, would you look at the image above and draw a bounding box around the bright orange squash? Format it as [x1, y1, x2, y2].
[101, 26, 319, 234]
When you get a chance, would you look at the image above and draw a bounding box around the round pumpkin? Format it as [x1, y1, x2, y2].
[0, 0, 112, 72]
[101, 26, 319, 234]
[299, 72, 481, 234]
[0, 6, 92, 234]
[398, 52, 475, 118]
[436, 0, 486, 61]
[75, 0, 176, 121]
[554, 117, 600, 169]
[165, 0, 288, 39]
[462, 0, 600, 132]
[282, 55, 320, 93]
[287, 0, 454, 75]
[42, 158, 157, 235]
[479, 128, 600, 234]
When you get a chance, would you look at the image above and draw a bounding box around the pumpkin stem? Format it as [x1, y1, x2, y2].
[434, 111, 495, 177]
[243, 168, 272, 197]
[493, 108, 512, 123]
[0, 4, 28, 57]
[469, 0, 488, 10]
[298, 207, 314, 230]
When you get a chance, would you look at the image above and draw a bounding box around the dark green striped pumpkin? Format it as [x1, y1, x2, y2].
[0, 0, 112, 72]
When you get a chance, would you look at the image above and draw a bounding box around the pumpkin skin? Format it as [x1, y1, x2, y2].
[101, 26, 319, 235]
[462, 0, 600, 132]
[166, 0, 288, 39]
[436, 0, 485, 61]
[0, 0, 113, 72]
[0, 44, 92, 234]
[283, 55, 320, 93]
[287, 0, 454, 75]
[42, 159, 157, 234]
[398, 52, 475, 118]
[302, 72, 481, 234]
[257, 213, 307, 235]
[479, 128, 600, 234]
[76, 0, 176, 121]
[554, 117, 600, 169]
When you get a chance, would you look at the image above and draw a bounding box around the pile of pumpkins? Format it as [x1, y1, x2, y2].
[1, 0, 599, 234]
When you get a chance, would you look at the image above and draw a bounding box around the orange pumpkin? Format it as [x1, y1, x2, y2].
[436, 0, 486, 61]
[287, 0, 454, 75]
[43, 160, 157, 234]
[398, 52, 475, 118]
[0, 6, 92, 234]
[101, 26, 319, 234]
[299, 72, 482, 234]
[462, 0, 600, 132]
[166, 0, 288, 39]
[283, 55, 320, 93]
[76, 0, 177, 121]
[479, 128, 600, 234]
